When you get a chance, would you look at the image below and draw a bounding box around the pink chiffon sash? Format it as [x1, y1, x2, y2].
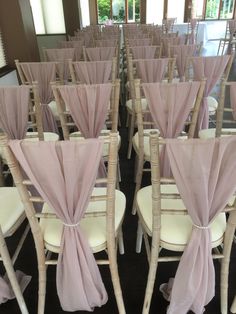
[84, 47, 116, 61]
[130, 46, 157, 59]
[20, 63, 59, 133]
[143, 81, 201, 177]
[164, 136, 236, 314]
[0, 86, 29, 139]
[135, 58, 170, 83]
[191, 55, 230, 131]
[73, 61, 112, 84]
[229, 83, 236, 120]
[9, 139, 108, 311]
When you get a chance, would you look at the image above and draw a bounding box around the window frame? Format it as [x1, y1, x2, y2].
[96, 0, 141, 24]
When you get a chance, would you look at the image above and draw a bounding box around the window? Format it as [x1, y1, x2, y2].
[97, 0, 140, 24]
[30, 0, 66, 34]
[80, 0, 90, 27]
[0, 30, 7, 69]
[192, 0, 235, 20]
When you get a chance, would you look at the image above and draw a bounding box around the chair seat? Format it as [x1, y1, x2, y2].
[137, 185, 226, 251]
[48, 101, 60, 121]
[132, 129, 159, 160]
[199, 128, 236, 139]
[40, 188, 126, 253]
[126, 98, 148, 114]
[0, 187, 25, 236]
[207, 96, 218, 114]
[0, 132, 59, 163]
[69, 130, 121, 156]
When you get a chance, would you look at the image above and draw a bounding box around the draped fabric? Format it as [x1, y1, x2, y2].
[229, 83, 236, 120]
[96, 39, 118, 47]
[0, 86, 31, 303]
[142, 81, 201, 177]
[128, 38, 152, 46]
[164, 136, 236, 314]
[57, 84, 112, 177]
[136, 58, 170, 83]
[44, 48, 75, 82]
[85, 47, 116, 61]
[73, 61, 112, 84]
[191, 55, 230, 132]
[59, 41, 84, 60]
[20, 63, 59, 133]
[0, 86, 29, 139]
[9, 139, 108, 311]
[130, 46, 157, 59]
[170, 45, 198, 81]
[162, 36, 185, 57]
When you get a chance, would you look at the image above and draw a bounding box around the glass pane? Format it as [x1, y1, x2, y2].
[135, 0, 140, 22]
[30, 0, 46, 34]
[127, 0, 140, 23]
[191, 0, 204, 19]
[42, 0, 66, 33]
[220, 0, 235, 19]
[97, 0, 111, 24]
[112, 0, 125, 23]
[80, 0, 90, 27]
[205, 0, 220, 19]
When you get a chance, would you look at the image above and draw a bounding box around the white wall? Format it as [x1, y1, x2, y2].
[36, 34, 67, 60]
[0, 70, 19, 85]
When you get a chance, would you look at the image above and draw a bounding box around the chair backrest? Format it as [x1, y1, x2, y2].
[162, 18, 176, 33]
[129, 45, 162, 59]
[59, 41, 84, 60]
[215, 79, 236, 137]
[186, 18, 200, 44]
[68, 59, 116, 84]
[149, 131, 236, 313]
[134, 79, 205, 176]
[1, 132, 119, 312]
[43, 48, 75, 82]
[161, 35, 186, 57]
[128, 57, 176, 84]
[127, 38, 152, 46]
[185, 54, 234, 130]
[52, 81, 120, 140]
[95, 39, 118, 47]
[83, 46, 117, 61]
[15, 60, 59, 133]
[168, 44, 201, 80]
[0, 85, 44, 140]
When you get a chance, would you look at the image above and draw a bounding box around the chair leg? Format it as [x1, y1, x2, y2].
[136, 220, 143, 253]
[222, 211, 236, 314]
[142, 231, 160, 314]
[0, 229, 29, 314]
[107, 236, 126, 314]
[231, 296, 236, 313]
[118, 228, 125, 255]
[127, 112, 135, 159]
[37, 264, 46, 314]
[132, 156, 144, 215]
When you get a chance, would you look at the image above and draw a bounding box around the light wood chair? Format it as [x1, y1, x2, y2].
[126, 56, 176, 159]
[68, 58, 117, 84]
[15, 60, 63, 128]
[218, 20, 236, 55]
[1, 133, 126, 314]
[199, 78, 236, 139]
[138, 131, 236, 314]
[132, 79, 205, 216]
[0, 186, 30, 314]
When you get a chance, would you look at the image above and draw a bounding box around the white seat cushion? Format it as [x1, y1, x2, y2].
[40, 188, 126, 253]
[0, 132, 59, 163]
[0, 187, 25, 235]
[69, 130, 121, 156]
[207, 96, 218, 114]
[126, 98, 148, 114]
[132, 129, 159, 159]
[137, 185, 226, 251]
[48, 100, 59, 121]
[199, 128, 236, 139]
